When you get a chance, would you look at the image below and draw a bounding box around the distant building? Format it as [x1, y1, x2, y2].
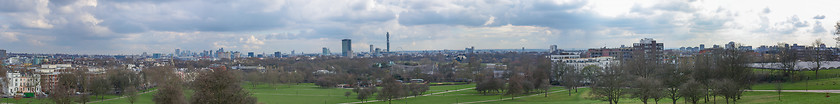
[465, 46, 475, 53]
[152, 53, 163, 59]
[3, 73, 41, 96]
[0, 49, 6, 58]
[175, 49, 180, 57]
[342, 39, 352, 56]
[550, 45, 558, 53]
[322, 47, 331, 55]
[699, 44, 705, 50]
[248, 52, 255, 57]
[274, 51, 281, 58]
[386, 32, 390, 52]
[726, 41, 736, 49]
[370, 45, 374, 53]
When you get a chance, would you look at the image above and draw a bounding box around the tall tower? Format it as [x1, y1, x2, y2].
[370, 45, 374, 53]
[342, 39, 352, 56]
[386, 32, 390, 52]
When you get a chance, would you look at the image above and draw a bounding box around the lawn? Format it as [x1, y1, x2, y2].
[752, 77, 840, 90]
[362, 86, 566, 104]
[481, 88, 840, 104]
[754, 68, 840, 80]
[247, 83, 474, 104]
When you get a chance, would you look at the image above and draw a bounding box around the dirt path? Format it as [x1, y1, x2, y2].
[339, 87, 475, 104]
[88, 89, 158, 103]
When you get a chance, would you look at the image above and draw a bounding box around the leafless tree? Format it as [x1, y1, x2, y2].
[679, 80, 704, 104]
[591, 64, 627, 104]
[630, 77, 664, 104]
[377, 77, 405, 104]
[190, 68, 257, 104]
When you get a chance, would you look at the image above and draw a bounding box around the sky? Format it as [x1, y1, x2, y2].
[1, 0, 839, 55]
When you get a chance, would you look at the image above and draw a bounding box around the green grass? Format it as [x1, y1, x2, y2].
[245, 83, 474, 104]
[362, 86, 566, 104]
[752, 77, 840, 90]
[754, 68, 840, 79]
[478, 88, 840, 104]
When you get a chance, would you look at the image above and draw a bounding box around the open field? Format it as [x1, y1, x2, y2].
[5, 82, 840, 104]
[753, 77, 840, 90]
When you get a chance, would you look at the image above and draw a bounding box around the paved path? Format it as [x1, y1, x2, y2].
[748, 90, 840, 93]
[88, 89, 158, 103]
[456, 90, 566, 104]
[339, 87, 475, 104]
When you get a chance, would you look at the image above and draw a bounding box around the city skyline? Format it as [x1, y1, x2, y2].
[1, 0, 839, 54]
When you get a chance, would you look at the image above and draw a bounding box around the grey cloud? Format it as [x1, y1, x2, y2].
[763, 7, 771, 14]
[814, 15, 826, 19]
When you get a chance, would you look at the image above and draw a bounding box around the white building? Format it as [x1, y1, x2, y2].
[556, 56, 615, 69]
[3, 73, 41, 96]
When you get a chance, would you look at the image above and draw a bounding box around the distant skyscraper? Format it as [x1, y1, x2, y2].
[549, 45, 557, 53]
[370, 45, 374, 53]
[175, 49, 180, 56]
[248, 52, 255, 57]
[233, 52, 241, 58]
[0, 49, 6, 58]
[699, 44, 705, 50]
[386, 32, 390, 52]
[342, 39, 352, 56]
[726, 41, 736, 49]
[322, 47, 331, 55]
[274, 51, 281, 58]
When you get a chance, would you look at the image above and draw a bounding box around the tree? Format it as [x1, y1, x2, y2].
[126, 86, 138, 104]
[345, 91, 352, 98]
[506, 72, 526, 100]
[89, 77, 111, 100]
[561, 64, 583, 96]
[679, 80, 704, 104]
[50, 73, 77, 104]
[630, 77, 664, 104]
[190, 68, 257, 104]
[663, 58, 691, 104]
[377, 77, 405, 104]
[354, 86, 377, 103]
[151, 67, 187, 104]
[72, 68, 91, 104]
[245, 70, 261, 89]
[591, 64, 627, 104]
[408, 83, 430, 97]
[809, 40, 829, 79]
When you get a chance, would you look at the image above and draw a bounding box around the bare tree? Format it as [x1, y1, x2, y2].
[126, 86, 138, 104]
[190, 68, 257, 104]
[630, 77, 664, 104]
[377, 77, 404, 104]
[664, 58, 692, 104]
[679, 80, 704, 104]
[151, 66, 187, 104]
[591, 64, 627, 104]
[50, 73, 77, 104]
[809, 40, 829, 79]
[89, 77, 110, 100]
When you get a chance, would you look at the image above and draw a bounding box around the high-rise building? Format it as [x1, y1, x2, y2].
[549, 45, 558, 53]
[233, 52, 241, 58]
[632, 38, 664, 58]
[370, 45, 374, 53]
[322, 47, 331, 55]
[248, 52, 255, 57]
[342, 39, 352, 56]
[0, 49, 6, 58]
[386, 32, 390, 52]
[274, 51, 281, 58]
[699, 44, 705, 50]
[725, 41, 736, 49]
[175, 49, 180, 57]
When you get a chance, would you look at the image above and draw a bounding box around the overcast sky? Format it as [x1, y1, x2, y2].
[1, 0, 839, 55]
